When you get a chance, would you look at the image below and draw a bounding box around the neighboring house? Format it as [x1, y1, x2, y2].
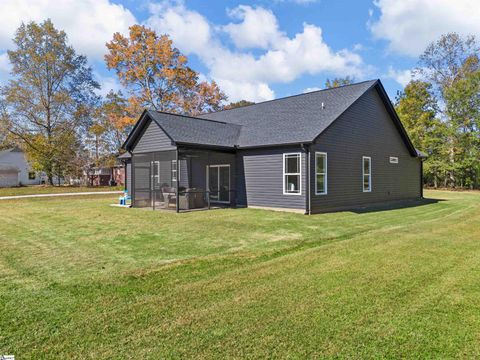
[0, 147, 42, 187]
[85, 164, 125, 186]
[121, 79, 426, 213]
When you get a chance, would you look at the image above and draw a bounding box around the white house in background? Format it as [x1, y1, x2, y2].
[0, 147, 42, 187]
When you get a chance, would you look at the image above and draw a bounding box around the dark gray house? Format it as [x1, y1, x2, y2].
[122, 79, 425, 214]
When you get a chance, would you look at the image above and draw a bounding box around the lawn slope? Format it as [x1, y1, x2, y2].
[0, 190, 479, 358]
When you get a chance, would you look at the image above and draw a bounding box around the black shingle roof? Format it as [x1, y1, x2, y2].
[123, 79, 418, 156]
[198, 79, 377, 147]
[149, 111, 241, 148]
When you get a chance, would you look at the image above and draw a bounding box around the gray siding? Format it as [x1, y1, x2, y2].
[132, 118, 175, 153]
[236, 147, 306, 210]
[309, 87, 421, 213]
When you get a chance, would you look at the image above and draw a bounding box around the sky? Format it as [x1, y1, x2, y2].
[0, 0, 479, 103]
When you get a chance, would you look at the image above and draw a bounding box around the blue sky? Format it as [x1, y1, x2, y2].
[0, 0, 477, 103]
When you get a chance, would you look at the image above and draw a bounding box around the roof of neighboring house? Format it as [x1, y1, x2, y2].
[0, 147, 22, 159]
[123, 79, 418, 156]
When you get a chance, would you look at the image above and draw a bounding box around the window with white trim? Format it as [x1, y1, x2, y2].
[171, 160, 178, 182]
[283, 153, 301, 195]
[315, 152, 327, 195]
[362, 156, 371, 192]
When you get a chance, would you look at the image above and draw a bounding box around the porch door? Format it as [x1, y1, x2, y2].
[207, 165, 230, 203]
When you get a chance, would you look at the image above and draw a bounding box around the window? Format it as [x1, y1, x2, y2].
[389, 156, 399, 164]
[315, 152, 327, 195]
[171, 160, 178, 182]
[28, 171, 36, 180]
[283, 153, 301, 195]
[362, 156, 371, 192]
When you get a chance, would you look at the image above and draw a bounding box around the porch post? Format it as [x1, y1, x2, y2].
[176, 148, 180, 213]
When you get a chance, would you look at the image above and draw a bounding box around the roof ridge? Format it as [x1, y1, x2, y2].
[149, 109, 238, 126]
[200, 79, 379, 117]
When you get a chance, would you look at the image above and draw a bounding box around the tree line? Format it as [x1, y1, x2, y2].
[0, 21, 478, 189]
[395, 34, 480, 189]
[0, 20, 250, 184]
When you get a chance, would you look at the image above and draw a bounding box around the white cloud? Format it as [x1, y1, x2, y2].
[0, 0, 136, 60]
[370, 0, 480, 56]
[303, 86, 322, 93]
[223, 6, 282, 49]
[386, 66, 414, 87]
[95, 73, 122, 97]
[0, 53, 11, 74]
[146, 2, 364, 102]
[147, 2, 211, 56]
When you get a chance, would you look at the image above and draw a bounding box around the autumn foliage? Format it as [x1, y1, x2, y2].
[105, 25, 226, 127]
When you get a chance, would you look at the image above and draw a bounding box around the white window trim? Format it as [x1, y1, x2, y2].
[283, 152, 302, 195]
[362, 156, 372, 193]
[171, 159, 178, 182]
[315, 152, 327, 195]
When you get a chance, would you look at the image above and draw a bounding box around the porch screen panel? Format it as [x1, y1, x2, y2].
[133, 153, 152, 207]
[153, 151, 176, 207]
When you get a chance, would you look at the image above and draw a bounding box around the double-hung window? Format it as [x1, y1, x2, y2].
[362, 156, 371, 192]
[315, 152, 327, 195]
[283, 153, 301, 195]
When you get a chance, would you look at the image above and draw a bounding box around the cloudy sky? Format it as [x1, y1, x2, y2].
[0, 0, 478, 102]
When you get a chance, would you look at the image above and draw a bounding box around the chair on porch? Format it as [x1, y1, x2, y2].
[161, 186, 176, 209]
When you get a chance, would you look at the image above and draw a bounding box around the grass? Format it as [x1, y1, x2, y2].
[0, 190, 479, 358]
[0, 185, 123, 197]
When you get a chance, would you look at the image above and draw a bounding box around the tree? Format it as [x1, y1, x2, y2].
[443, 69, 480, 188]
[325, 77, 354, 88]
[224, 100, 255, 110]
[0, 20, 99, 184]
[416, 33, 480, 100]
[395, 81, 448, 188]
[414, 33, 480, 188]
[105, 25, 227, 122]
[85, 91, 130, 168]
[101, 90, 131, 152]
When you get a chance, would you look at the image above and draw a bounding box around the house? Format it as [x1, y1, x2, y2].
[85, 163, 125, 187]
[0, 147, 42, 187]
[121, 79, 426, 213]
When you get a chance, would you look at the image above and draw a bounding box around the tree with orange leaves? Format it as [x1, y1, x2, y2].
[105, 25, 226, 125]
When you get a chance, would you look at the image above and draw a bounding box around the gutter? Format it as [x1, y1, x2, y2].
[301, 143, 311, 215]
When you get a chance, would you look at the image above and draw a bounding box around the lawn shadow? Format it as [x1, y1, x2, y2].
[349, 197, 444, 214]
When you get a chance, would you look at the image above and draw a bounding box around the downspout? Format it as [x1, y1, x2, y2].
[302, 144, 311, 215]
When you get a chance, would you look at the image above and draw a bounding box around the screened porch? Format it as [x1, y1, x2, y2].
[131, 148, 236, 212]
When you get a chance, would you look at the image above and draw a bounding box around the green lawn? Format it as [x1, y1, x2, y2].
[1, 190, 479, 358]
[0, 185, 123, 197]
